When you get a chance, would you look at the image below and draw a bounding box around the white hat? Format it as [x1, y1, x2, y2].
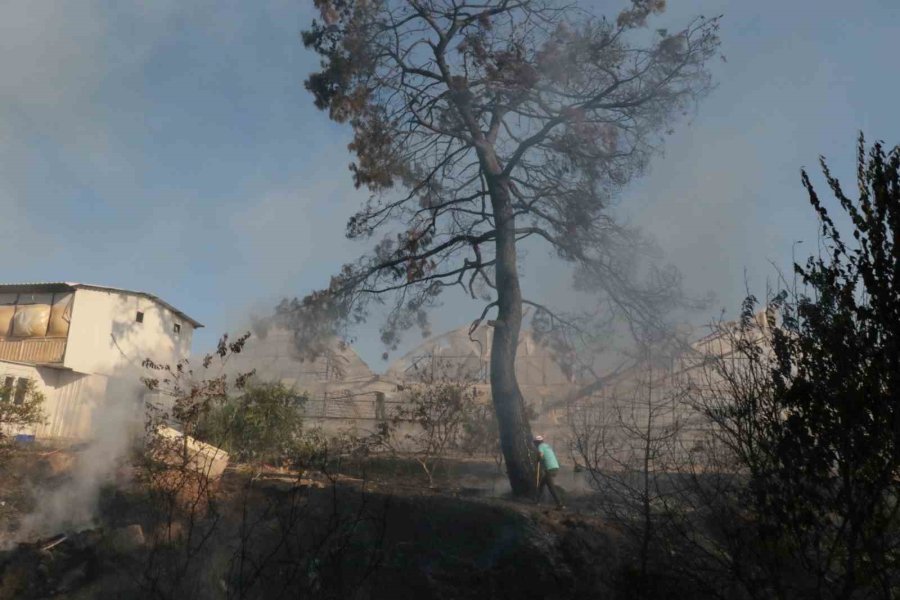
[533, 435, 544, 442]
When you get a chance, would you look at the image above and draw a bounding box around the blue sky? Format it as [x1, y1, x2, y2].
[1, 0, 898, 368]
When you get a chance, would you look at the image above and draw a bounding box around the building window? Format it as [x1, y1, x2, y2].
[1, 376, 13, 402]
[13, 378, 28, 405]
[173, 323, 181, 335]
[136, 311, 144, 323]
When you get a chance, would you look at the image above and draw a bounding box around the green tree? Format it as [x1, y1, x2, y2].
[196, 382, 308, 467]
[289, 0, 720, 495]
[0, 379, 46, 444]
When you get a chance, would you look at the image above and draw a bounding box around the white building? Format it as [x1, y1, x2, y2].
[0, 282, 201, 440]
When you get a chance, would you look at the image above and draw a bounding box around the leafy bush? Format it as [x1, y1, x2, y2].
[196, 382, 307, 467]
[0, 379, 46, 444]
[749, 136, 900, 597]
[690, 136, 900, 599]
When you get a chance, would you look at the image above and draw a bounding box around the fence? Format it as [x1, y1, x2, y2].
[301, 391, 405, 421]
[143, 388, 407, 425]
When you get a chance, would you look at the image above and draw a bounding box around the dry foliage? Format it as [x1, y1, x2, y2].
[283, 0, 721, 494]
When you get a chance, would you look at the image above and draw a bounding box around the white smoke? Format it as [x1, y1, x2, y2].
[9, 371, 145, 543]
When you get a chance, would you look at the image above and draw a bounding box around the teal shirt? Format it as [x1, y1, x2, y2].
[538, 442, 560, 471]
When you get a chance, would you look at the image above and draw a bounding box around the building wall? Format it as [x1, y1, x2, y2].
[0, 363, 109, 440]
[384, 325, 572, 387]
[0, 287, 197, 441]
[38, 370, 109, 439]
[0, 362, 54, 438]
[63, 288, 193, 376]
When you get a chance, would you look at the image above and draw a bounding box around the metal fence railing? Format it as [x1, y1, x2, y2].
[301, 391, 405, 421]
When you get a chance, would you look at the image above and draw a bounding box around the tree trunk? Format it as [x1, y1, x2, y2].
[447, 76, 536, 495]
[486, 172, 536, 496]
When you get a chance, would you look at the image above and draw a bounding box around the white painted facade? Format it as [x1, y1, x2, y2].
[62, 287, 194, 375]
[0, 283, 201, 441]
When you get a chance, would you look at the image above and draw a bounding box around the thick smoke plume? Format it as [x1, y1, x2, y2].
[4, 372, 145, 545]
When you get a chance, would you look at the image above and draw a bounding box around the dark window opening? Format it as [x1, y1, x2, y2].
[14, 378, 28, 405]
[136, 311, 144, 323]
[173, 323, 181, 335]
[1, 376, 13, 402]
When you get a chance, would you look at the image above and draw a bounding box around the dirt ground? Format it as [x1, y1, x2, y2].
[0, 444, 82, 539]
[0, 444, 632, 599]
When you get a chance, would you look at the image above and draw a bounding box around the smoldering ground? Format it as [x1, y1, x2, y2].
[2, 374, 145, 546]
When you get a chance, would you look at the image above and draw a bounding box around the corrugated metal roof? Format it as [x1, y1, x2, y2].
[0, 282, 203, 328]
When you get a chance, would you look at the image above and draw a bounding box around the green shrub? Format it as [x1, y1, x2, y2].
[196, 382, 307, 467]
[0, 379, 46, 444]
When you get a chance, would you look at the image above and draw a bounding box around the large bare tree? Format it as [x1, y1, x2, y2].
[288, 0, 720, 495]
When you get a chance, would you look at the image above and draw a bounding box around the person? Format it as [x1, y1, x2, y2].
[533, 435, 564, 508]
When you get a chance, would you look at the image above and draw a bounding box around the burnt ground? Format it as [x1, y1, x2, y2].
[0, 445, 642, 600]
[0, 445, 83, 538]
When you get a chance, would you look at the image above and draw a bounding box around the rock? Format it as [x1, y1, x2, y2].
[152, 427, 230, 481]
[55, 562, 88, 593]
[106, 524, 145, 554]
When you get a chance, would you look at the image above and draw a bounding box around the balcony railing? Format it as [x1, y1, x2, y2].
[0, 337, 66, 364]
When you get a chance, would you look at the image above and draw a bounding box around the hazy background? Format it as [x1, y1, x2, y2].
[1, 0, 898, 368]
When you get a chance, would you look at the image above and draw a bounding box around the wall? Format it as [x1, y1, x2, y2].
[384, 326, 572, 387]
[0, 363, 108, 440]
[0, 288, 196, 441]
[63, 288, 193, 376]
[0, 362, 55, 438]
[37, 370, 108, 439]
